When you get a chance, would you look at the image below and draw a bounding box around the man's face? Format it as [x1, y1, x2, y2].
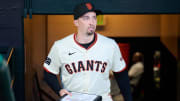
[74, 12, 97, 35]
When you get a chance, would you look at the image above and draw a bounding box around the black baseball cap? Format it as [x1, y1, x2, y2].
[73, 2, 101, 20]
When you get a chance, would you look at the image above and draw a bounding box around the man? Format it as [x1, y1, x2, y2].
[128, 52, 144, 100]
[128, 52, 144, 87]
[43, 2, 132, 101]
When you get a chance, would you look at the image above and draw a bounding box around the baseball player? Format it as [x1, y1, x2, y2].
[43, 2, 132, 101]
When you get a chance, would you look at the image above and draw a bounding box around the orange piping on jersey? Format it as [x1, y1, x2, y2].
[87, 33, 97, 50]
[43, 67, 51, 73]
[73, 33, 98, 50]
[74, 33, 84, 49]
[43, 66, 55, 74]
[114, 66, 127, 73]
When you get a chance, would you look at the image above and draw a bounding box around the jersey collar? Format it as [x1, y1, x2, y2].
[73, 33, 98, 50]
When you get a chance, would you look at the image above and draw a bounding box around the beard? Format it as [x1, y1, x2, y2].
[87, 30, 94, 35]
[87, 26, 95, 35]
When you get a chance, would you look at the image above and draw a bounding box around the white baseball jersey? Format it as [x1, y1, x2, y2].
[128, 62, 144, 86]
[44, 33, 126, 101]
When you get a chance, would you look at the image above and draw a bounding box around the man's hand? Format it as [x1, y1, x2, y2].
[59, 89, 72, 97]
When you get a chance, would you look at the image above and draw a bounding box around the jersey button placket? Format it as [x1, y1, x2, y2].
[83, 51, 89, 93]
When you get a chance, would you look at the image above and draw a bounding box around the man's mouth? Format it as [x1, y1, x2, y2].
[88, 26, 95, 30]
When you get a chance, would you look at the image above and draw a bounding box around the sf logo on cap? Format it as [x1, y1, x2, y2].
[86, 3, 93, 10]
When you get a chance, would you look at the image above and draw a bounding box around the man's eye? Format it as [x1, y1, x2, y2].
[94, 16, 97, 20]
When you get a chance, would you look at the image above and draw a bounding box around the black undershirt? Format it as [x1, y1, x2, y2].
[113, 70, 133, 101]
[44, 71, 61, 95]
[79, 34, 95, 49]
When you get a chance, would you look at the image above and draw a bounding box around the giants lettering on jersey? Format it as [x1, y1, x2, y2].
[65, 60, 107, 74]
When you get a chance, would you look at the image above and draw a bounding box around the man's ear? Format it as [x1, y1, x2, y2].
[74, 20, 78, 27]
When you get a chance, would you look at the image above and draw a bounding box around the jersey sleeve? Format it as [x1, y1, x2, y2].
[111, 41, 126, 72]
[43, 42, 61, 75]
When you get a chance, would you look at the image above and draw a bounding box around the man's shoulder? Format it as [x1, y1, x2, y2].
[132, 62, 144, 69]
[97, 33, 115, 43]
[97, 33, 117, 48]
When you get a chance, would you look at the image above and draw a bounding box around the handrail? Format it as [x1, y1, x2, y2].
[11, 79, 15, 88]
[0, 54, 15, 101]
[4, 47, 15, 88]
[6, 48, 14, 65]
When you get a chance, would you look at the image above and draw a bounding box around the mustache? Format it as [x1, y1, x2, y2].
[88, 26, 95, 29]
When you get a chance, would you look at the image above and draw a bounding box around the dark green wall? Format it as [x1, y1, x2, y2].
[27, 0, 180, 14]
[0, 0, 25, 101]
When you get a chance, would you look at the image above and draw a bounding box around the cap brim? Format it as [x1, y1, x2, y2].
[94, 9, 102, 15]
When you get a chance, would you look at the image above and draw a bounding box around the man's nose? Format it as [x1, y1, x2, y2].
[89, 18, 95, 25]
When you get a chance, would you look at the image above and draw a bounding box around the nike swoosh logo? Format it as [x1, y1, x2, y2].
[68, 52, 76, 55]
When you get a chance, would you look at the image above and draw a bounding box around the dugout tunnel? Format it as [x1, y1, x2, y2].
[0, 0, 180, 101]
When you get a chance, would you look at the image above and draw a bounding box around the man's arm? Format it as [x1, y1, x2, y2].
[113, 69, 133, 101]
[44, 70, 61, 95]
[44, 70, 72, 96]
